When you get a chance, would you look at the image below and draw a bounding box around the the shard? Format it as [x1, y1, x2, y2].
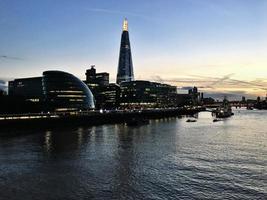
[116, 18, 134, 84]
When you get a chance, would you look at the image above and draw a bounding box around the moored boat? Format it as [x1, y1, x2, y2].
[213, 97, 233, 118]
[186, 119, 197, 123]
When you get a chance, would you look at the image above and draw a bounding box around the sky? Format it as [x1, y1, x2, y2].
[0, 0, 267, 99]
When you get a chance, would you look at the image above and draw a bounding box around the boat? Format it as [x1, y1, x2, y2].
[247, 106, 254, 110]
[213, 97, 233, 118]
[213, 118, 222, 122]
[126, 117, 149, 126]
[186, 119, 197, 123]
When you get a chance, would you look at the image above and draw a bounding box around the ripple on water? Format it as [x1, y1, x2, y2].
[0, 110, 266, 199]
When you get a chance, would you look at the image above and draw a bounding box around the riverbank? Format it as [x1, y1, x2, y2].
[0, 107, 205, 133]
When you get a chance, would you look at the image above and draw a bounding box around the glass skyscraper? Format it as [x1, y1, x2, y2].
[116, 19, 134, 84]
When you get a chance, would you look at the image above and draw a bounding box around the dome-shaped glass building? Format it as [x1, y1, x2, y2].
[43, 71, 95, 111]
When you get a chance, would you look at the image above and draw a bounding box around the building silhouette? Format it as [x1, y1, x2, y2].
[6, 71, 95, 113]
[120, 80, 177, 109]
[86, 65, 109, 88]
[8, 77, 43, 102]
[116, 18, 134, 84]
[85, 66, 120, 109]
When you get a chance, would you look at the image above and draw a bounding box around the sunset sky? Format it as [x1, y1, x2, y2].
[0, 0, 267, 98]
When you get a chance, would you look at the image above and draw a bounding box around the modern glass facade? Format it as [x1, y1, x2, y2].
[8, 77, 43, 102]
[95, 83, 121, 109]
[116, 19, 134, 84]
[43, 71, 95, 111]
[120, 81, 177, 108]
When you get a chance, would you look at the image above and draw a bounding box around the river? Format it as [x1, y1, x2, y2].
[0, 109, 266, 199]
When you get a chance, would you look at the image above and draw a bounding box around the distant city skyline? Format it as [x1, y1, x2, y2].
[0, 0, 267, 98]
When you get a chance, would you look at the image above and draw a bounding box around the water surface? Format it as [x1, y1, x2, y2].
[0, 109, 266, 199]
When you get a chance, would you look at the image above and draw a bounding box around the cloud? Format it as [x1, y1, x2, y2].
[173, 75, 266, 91]
[85, 8, 153, 21]
[0, 80, 7, 92]
[0, 77, 13, 82]
[145, 74, 267, 97]
[204, 93, 241, 101]
[208, 73, 235, 87]
[204, 90, 258, 101]
[0, 55, 23, 61]
[150, 75, 165, 83]
[180, 86, 193, 90]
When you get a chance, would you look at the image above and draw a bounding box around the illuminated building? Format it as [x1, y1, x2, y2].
[8, 77, 43, 102]
[85, 65, 109, 88]
[116, 18, 134, 84]
[6, 71, 95, 113]
[120, 81, 177, 108]
[188, 86, 202, 105]
[84, 67, 120, 109]
[95, 83, 121, 109]
[43, 71, 95, 112]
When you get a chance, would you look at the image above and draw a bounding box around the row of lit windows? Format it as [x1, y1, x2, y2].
[26, 98, 40, 102]
[120, 102, 157, 105]
[0, 115, 59, 120]
[49, 90, 83, 94]
[101, 91, 116, 95]
[106, 100, 116, 102]
[55, 108, 80, 111]
[56, 95, 86, 98]
[69, 99, 84, 102]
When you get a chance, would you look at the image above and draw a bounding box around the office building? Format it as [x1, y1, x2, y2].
[85, 65, 109, 88]
[120, 80, 177, 108]
[189, 86, 202, 105]
[7, 71, 95, 112]
[84, 67, 120, 109]
[8, 77, 43, 102]
[43, 71, 95, 111]
[116, 19, 134, 84]
[95, 83, 121, 109]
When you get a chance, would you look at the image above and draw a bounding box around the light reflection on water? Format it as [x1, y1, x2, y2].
[0, 109, 266, 200]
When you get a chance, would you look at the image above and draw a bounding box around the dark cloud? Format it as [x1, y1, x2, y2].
[146, 74, 266, 99]
[0, 79, 7, 91]
[204, 91, 255, 101]
[151, 75, 165, 83]
[180, 86, 193, 90]
[208, 73, 235, 87]
[149, 74, 267, 92]
[0, 84, 7, 92]
[180, 86, 206, 90]
[0, 77, 14, 82]
[0, 55, 23, 60]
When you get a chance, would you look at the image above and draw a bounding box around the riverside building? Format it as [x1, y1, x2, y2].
[116, 19, 134, 84]
[7, 71, 95, 113]
[43, 71, 95, 112]
[119, 80, 177, 109]
[84, 66, 120, 109]
[8, 77, 43, 102]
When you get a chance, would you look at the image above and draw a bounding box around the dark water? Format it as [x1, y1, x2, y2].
[0, 109, 266, 200]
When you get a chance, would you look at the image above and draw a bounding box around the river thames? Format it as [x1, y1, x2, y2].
[0, 109, 266, 200]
